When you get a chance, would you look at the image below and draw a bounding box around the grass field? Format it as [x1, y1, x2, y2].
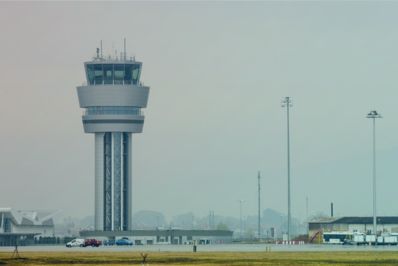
[1, 251, 398, 265]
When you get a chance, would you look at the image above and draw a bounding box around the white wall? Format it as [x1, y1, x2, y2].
[348, 224, 398, 234]
[11, 224, 54, 237]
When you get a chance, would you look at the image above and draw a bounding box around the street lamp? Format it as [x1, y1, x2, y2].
[282, 97, 292, 241]
[367, 110, 382, 238]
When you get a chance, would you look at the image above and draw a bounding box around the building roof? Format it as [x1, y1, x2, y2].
[0, 209, 57, 227]
[310, 216, 398, 225]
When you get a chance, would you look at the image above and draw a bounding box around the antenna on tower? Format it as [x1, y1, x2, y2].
[124, 38, 127, 60]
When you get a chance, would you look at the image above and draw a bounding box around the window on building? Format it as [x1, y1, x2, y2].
[103, 64, 113, 84]
[4, 218, 11, 233]
[86, 64, 95, 85]
[86, 63, 141, 85]
[124, 64, 132, 84]
[132, 64, 141, 84]
[94, 64, 103, 85]
[114, 64, 125, 84]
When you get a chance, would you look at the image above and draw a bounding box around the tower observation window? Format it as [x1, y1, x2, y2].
[124, 64, 141, 85]
[94, 64, 103, 85]
[103, 64, 113, 84]
[114, 64, 125, 85]
[132, 64, 140, 84]
[86, 63, 141, 85]
[124, 64, 132, 85]
[86, 64, 95, 85]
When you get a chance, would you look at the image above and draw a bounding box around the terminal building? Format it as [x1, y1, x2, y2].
[0, 208, 56, 246]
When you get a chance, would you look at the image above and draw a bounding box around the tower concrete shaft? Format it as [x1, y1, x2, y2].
[77, 52, 150, 231]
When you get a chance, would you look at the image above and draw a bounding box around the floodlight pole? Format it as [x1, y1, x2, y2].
[367, 110, 381, 239]
[239, 200, 244, 240]
[258, 171, 261, 240]
[282, 97, 292, 241]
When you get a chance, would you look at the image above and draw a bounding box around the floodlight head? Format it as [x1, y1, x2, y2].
[281, 96, 293, 108]
[367, 110, 382, 119]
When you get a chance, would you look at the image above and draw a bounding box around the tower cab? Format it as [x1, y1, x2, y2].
[85, 59, 142, 86]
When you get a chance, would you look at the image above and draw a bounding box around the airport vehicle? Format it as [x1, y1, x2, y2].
[375, 235, 398, 245]
[342, 233, 366, 245]
[325, 232, 398, 245]
[365, 235, 376, 244]
[323, 232, 352, 244]
[66, 238, 84, 248]
[116, 237, 133, 246]
[103, 239, 115, 246]
[83, 238, 102, 247]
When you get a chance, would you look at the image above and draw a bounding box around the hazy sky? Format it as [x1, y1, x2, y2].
[1, 1, 398, 222]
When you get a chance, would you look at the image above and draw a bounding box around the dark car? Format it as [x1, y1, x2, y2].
[103, 239, 115, 246]
[83, 238, 102, 247]
[116, 237, 133, 246]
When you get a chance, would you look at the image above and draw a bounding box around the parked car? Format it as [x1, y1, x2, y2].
[66, 238, 84, 248]
[103, 239, 115, 246]
[83, 238, 102, 247]
[116, 237, 133, 246]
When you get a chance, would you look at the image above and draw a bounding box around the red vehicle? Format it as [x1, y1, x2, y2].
[83, 238, 102, 247]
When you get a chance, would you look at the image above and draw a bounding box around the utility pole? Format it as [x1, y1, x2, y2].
[306, 196, 309, 234]
[367, 110, 382, 238]
[208, 211, 212, 229]
[239, 200, 244, 240]
[258, 171, 261, 240]
[282, 96, 292, 241]
[306, 196, 309, 221]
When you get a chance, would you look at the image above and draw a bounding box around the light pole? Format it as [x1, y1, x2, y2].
[258, 171, 261, 240]
[282, 96, 292, 241]
[239, 200, 244, 240]
[367, 110, 382, 237]
[306, 196, 309, 234]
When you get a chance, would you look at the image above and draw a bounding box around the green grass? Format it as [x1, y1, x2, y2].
[1, 251, 398, 265]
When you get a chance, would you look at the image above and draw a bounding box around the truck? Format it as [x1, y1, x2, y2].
[379, 235, 397, 245]
[352, 234, 365, 245]
[365, 235, 376, 245]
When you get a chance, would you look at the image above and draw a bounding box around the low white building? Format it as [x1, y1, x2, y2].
[308, 216, 398, 243]
[0, 208, 56, 246]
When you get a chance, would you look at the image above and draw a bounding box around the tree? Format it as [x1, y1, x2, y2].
[216, 222, 229, 230]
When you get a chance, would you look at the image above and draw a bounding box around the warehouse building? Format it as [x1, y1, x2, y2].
[308, 216, 398, 243]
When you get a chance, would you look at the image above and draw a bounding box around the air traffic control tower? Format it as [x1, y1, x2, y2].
[76, 47, 150, 231]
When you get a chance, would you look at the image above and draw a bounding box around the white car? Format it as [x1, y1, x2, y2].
[66, 238, 85, 248]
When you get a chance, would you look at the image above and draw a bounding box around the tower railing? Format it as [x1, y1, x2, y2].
[84, 108, 143, 116]
[82, 81, 145, 86]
